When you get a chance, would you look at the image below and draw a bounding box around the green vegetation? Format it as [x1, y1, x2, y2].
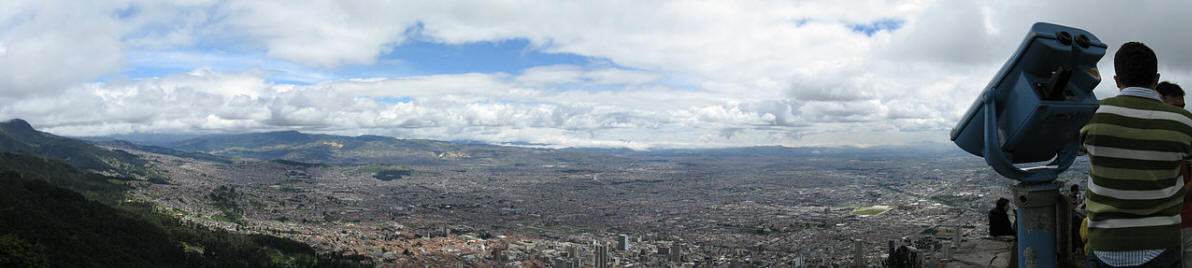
[163, 207, 188, 216]
[94, 140, 233, 164]
[374, 169, 412, 181]
[208, 185, 247, 226]
[851, 205, 891, 215]
[181, 241, 202, 254]
[852, 208, 885, 215]
[0, 119, 149, 176]
[349, 164, 414, 181]
[0, 152, 130, 204]
[271, 159, 323, 168]
[0, 151, 370, 267]
[0, 233, 47, 268]
[211, 214, 245, 225]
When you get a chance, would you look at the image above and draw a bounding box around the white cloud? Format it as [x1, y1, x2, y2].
[516, 65, 662, 87]
[213, 1, 419, 68]
[4, 1, 1192, 149]
[2, 68, 837, 148]
[0, 1, 125, 98]
[515, 65, 585, 86]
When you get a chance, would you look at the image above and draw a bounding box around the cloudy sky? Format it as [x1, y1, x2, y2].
[2, 1, 1191, 149]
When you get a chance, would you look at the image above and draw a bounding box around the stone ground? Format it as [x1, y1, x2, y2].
[946, 237, 1085, 268]
[947, 237, 1013, 267]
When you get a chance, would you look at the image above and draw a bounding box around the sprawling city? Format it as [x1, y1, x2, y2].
[90, 130, 1074, 267]
[3, 1, 1188, 267]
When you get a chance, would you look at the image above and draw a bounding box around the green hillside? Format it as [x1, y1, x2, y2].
[0, 119, 147, 176]
[0, 153, 370, 268]
[0, 120, 372, 267]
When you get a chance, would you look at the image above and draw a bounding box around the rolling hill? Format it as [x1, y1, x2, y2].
[0, 119, 147, 176]
[166, 130, 620, 167]
[0, 120, 371, 267]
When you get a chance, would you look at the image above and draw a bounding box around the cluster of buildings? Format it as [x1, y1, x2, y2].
[118, 144, 1057, 266]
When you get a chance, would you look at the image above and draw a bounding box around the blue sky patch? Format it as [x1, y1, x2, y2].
[380, 38, 592, 75]
[793, 18, 811, 27]
[112, 5, 139, 20]
[372, 96, 414, 104]
[849, 18, 904, 36]
[106, 37, 601, 86]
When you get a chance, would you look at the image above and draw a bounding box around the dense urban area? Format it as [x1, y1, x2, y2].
[85, 131, 1086, 267]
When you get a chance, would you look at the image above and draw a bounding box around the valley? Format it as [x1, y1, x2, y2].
[96, 129, 1056, 266]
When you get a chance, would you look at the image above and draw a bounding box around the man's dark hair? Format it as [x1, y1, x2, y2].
[1114, 42, 1158, 88]
[1070, 184, 1079, 191]
[996, 198, 1010, 210]
[1157, 81, 1185, 97]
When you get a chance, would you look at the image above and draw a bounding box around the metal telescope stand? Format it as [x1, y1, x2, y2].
[951, 22, 1106, 268]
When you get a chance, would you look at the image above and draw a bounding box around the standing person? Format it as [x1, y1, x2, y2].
[1069, 184, 1083, 209]
[1080, 42, 1191, 268]
[1069, 184, 1086, 254]
[1157, 81, 1192, 268]
[989, 198, 1015, 238]
[1158, 82, 1185, 109]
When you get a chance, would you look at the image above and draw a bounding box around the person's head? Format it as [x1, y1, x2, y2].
[1114, 42, 1160, 89]
[996, 198, 1010, 210]
[1070, 184, 1079, 193]
[1157, 81, 1185, 108]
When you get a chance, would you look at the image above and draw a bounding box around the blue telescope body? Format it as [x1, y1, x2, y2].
[951, 22, 1106, 183]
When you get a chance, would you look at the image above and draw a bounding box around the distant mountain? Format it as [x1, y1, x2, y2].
[0, 119, 147, 175]
[163, 130, 610, 167]
[79, 132, 203, 147]
[566, 141, 968, 160]
[162, 129, 969, 166]
[93, 140, 232, 164]
[173, 130, 315, 152]
[0, 152, 130, 203]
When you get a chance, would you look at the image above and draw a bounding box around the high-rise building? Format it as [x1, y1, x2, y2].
[953, 225, 962, 247]
[553, 258, 579, 268]
[618, 234, 630, 251]
[593, 243, 610, 268]
[670, 244, 683, 263]
[854, 239, 864, 268]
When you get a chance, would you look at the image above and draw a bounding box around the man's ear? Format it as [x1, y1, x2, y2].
[1115, 75, 1123, 89]
[1152, 73, 1162, 89]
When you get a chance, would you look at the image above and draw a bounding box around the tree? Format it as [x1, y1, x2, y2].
[0, 233, 48, 268]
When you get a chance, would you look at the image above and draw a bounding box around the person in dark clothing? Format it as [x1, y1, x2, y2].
[990, 198, 1015, 237]
[1069, 184, 1082, 209]
[1068, 184, 1086, 253]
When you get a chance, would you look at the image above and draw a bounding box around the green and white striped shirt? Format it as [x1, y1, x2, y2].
[1080, 87, 1192, 253]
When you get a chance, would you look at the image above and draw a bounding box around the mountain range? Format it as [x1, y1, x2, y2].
[0, 119, 147, 176]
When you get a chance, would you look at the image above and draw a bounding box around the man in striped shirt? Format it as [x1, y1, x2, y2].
[1080, 42, 1190, 267]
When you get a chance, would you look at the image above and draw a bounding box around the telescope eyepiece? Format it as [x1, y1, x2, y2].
[1075, 34, 1091, 48]
[1057, 31, 1073, 46]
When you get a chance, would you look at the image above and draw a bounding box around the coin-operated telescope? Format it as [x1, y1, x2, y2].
[950, 22, 1106, 268]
